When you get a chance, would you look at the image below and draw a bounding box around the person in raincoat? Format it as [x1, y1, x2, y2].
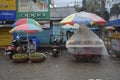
[28, 39, 36, 53]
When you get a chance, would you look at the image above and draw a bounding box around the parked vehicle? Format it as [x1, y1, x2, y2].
[5, 39, 27, 59]
[71, 47, 102, 63]
[5, 40, 18, 59]
[66, 24, 108, 63]
[51, 38, 60, 57]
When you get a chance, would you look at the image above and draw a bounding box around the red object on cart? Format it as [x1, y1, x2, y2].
[69, 46, 103, 63]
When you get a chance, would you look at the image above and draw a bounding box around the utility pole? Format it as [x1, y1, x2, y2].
[100, 0, 106, 39]
[100, 0, 106, 18]
[74, 0, 77, 6]
[81, 0, 86, 11]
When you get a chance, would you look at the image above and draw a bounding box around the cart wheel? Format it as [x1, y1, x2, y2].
[92, 56, 101, 63]
[75, 56, 80, 62]
[53, 53, 58, 57]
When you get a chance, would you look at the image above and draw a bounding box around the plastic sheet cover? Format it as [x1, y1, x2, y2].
[66, 24, 108, 55]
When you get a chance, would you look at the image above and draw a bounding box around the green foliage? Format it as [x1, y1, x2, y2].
[12, 54, 28, 59]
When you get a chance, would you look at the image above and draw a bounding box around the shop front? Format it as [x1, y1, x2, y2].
[16, 0, 51, 44]
[0, 0, 16, 47]
[0, 26, 13, 47]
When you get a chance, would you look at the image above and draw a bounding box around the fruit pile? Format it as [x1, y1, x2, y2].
[12, 53, 46, 63]
[29, 53, 45, 63]
[12, 54, 28, 63]
[12, 54, 28, 59]
[29, 53, 44, 58]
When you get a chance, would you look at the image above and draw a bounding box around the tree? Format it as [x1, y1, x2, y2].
[74, 0, 110, 21]
[74, 5, 82, 12]
[81, 0, 109, 21]
[82, 0, 101, 13]
[110, 3, 120, 18]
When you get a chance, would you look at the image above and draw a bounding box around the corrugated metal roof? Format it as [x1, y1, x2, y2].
[50, 7, 77, 20]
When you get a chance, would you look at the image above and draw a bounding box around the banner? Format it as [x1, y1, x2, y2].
[17, 0, 50, 20]
[0, 10, 16, 20]
[0, 0, 16, 10]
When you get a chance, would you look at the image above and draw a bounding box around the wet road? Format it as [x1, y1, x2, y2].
[0, 48, 120, 80]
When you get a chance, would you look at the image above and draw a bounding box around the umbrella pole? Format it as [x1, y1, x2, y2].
[27, 33, 29, 54]
[27, 33, 29, 42]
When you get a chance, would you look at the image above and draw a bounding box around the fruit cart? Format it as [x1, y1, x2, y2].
[66, 25, 108, 63]
[107, 32, 120, 56]
[67, 40, 106, 63]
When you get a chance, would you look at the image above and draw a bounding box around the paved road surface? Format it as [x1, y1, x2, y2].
[0, 48, 120, 80]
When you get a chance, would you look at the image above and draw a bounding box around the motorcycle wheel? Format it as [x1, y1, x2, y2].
[53, 53, 58, 57]
[92, 56, 101, 63]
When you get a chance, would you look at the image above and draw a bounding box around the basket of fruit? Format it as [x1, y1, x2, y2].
[29, 53, 46, 63]
[12, 54, 28, 63]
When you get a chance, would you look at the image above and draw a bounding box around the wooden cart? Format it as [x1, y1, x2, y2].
[105, 32, 120, 56]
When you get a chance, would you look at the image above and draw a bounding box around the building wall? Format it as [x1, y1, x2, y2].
[0, 27, 13, 47]
[37, 27, 53, 44]
[110, 14, 120, 20]
[0, 6, 77, 46]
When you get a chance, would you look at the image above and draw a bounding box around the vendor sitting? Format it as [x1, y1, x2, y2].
[16, 43, 25, 54]
[28, 39, 36, 53]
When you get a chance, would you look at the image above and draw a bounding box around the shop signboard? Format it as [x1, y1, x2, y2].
[0, 0, 16, 20]
[0, 10, 16, 20]
[17, 0, 50, 20]
[111, 39, 120, 52]
[38, 21, 50, 28]
[0, 0, 16, 10]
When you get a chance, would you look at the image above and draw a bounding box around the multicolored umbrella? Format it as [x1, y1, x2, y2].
[60, 11, 106, 25]
[12, 18, 41, 27]
[9, 24, 43, 33]
[62, 23, 80, 29]
[9, 23, 43, 53]
[105, 26, 115, 30]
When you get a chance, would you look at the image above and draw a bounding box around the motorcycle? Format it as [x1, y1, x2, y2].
[5, 40, 18, 59]
[51, 38, 60, 57]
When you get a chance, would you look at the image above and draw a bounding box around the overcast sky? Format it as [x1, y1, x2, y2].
[54, 0, 82, 7]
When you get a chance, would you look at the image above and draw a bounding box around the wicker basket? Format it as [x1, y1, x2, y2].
[29, 53, 45, 63]
[29, 57, 45, 63]
[13, 57, 28, 63]
[12, 54, 28, 63]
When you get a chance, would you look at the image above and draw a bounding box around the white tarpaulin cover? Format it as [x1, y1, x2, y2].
[66, 24, 108, 55]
